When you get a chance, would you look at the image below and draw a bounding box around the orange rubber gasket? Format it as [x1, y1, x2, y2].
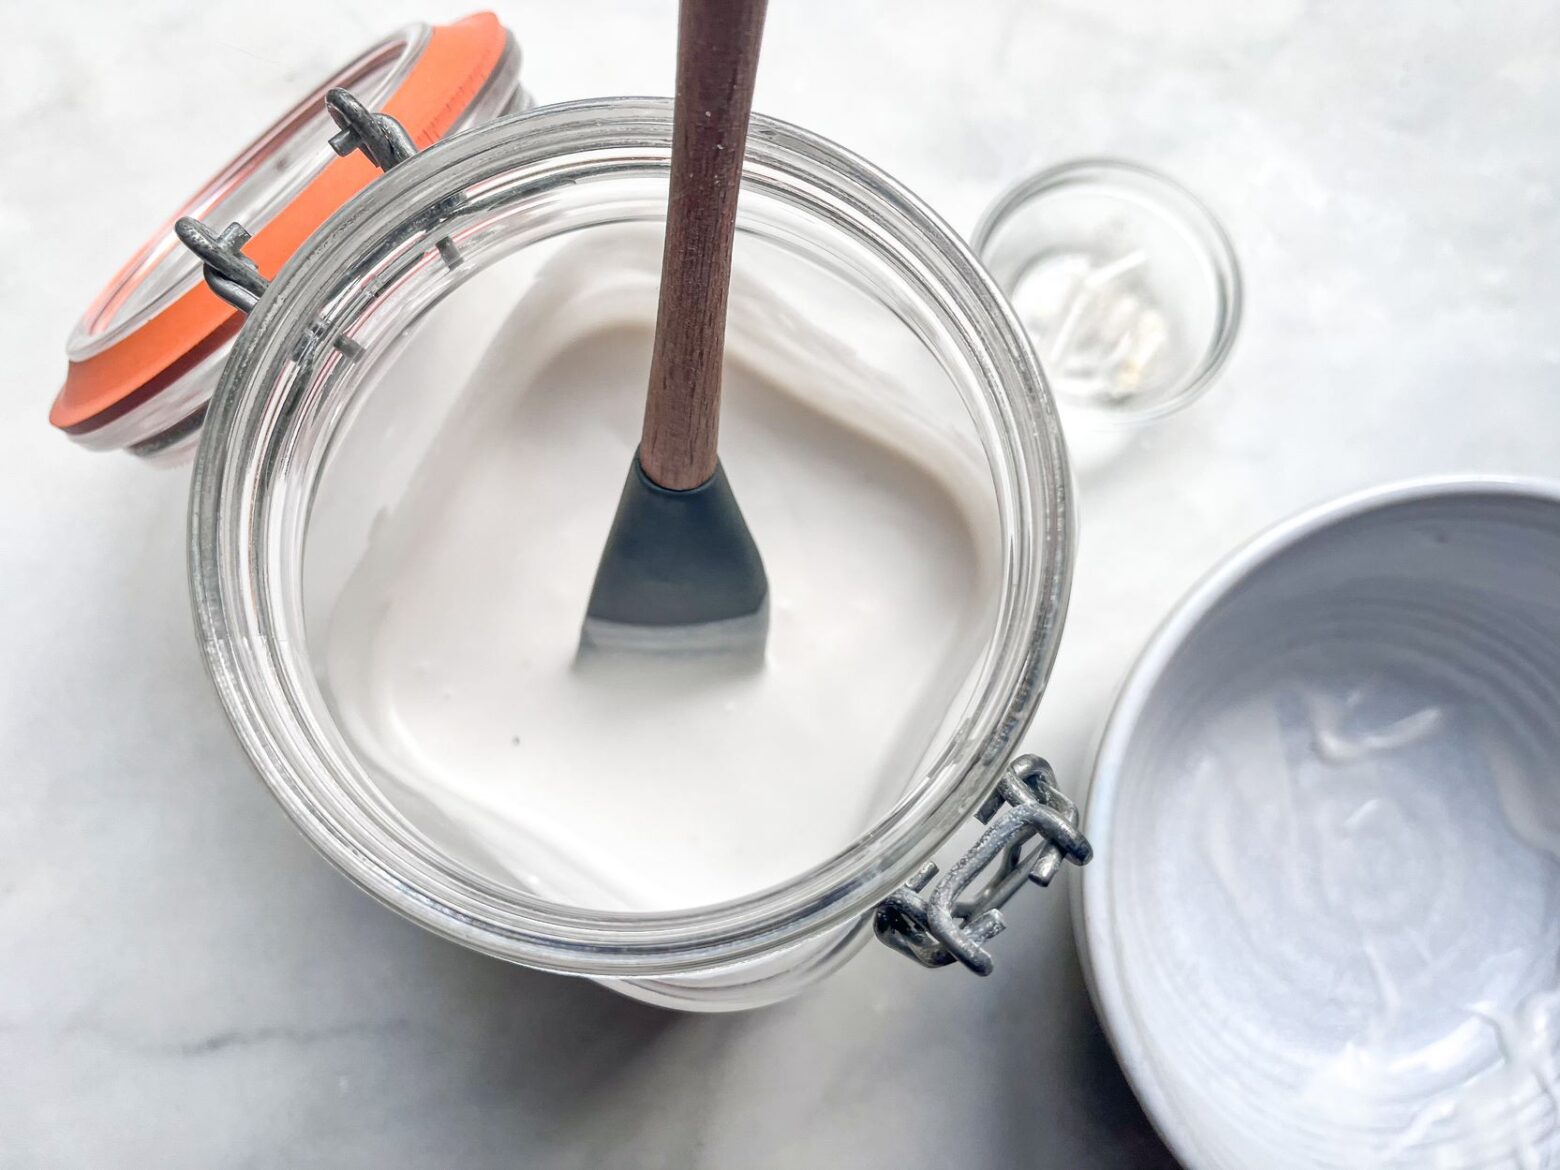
[51, 12, 507, 436]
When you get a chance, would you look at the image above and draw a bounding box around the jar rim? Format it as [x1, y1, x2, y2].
[190, 97, 1074, 976]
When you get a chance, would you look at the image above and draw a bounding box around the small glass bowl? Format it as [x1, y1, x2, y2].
[973, 160, 1242, 428]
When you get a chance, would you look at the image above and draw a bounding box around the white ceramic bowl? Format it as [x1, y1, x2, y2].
[1080, 477, 1560, 1170]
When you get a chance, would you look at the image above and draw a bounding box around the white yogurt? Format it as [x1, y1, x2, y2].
[317, 231, 1000, 911]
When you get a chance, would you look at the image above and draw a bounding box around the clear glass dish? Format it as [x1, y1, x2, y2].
[189, 98, 1073, 1009]
[973, 159, 1242, 429]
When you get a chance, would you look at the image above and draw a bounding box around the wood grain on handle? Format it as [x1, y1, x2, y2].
[639, 0, 769, 491]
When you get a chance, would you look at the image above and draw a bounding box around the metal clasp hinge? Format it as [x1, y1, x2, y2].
[172, 86, 463, 329]
[874, 755, 1092, 975]
[324, 87, 464, 270]
[173, 219, 267, 313]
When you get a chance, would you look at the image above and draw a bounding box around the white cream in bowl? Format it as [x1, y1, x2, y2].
[1082, 480, 1560, 1170]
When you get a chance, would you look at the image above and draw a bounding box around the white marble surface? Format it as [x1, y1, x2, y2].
[5, 1, 1560, 1166]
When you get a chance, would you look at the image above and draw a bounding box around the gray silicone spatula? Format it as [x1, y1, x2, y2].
[580, 0, 770, 656]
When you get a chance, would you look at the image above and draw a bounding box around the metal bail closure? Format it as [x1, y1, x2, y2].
[326, 87, 418, 169]
[173, 221, 267, 313]
[173, 89, 432, 358]
[173, 214, 361, 362]
[874, 755, 1092, 975]
[326, 87, 464, 270]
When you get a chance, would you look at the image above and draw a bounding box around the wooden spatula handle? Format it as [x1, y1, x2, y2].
[638, 0, 769, 491]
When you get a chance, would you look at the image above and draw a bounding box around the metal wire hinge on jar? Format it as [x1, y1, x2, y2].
[174, 88, 462, 332]
[874, 755, 1091, 975]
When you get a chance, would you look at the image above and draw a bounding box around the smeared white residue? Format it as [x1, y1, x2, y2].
[1143, 656, 1560, 1170]
[1342, 796, 1383, 832]
[1471, 995, 1560, 1169]
[1377, 991, 1560, 1169]
[1360, 938, 1402, 1032]
[1488, 728, 1560, 864]
[1310, 699, 1445, 764]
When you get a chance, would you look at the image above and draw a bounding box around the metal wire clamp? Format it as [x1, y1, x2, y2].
[873, 755, 1091, 975]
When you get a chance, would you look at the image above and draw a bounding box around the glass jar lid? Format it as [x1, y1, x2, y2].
[50, 12, 524, 457]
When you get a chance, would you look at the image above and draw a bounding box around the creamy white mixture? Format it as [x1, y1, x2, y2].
[1169, 678, 1560, 1169]
[319, 233, 998, 911]
[1107, 505, 1560, 1170]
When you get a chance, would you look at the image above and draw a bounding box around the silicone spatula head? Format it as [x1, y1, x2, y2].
[580, 458, 767, 654]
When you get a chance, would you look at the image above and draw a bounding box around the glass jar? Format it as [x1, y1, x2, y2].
[189, 97, 1075, 1010]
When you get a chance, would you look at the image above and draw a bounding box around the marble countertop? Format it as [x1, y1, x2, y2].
[6, 1, 1559, 1165]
